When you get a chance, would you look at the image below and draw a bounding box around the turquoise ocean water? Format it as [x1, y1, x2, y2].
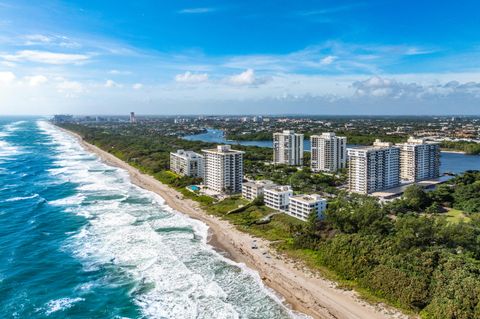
[0, 118, 304, 319]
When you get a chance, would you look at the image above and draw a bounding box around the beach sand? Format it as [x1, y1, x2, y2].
[62, 127, 410, 319]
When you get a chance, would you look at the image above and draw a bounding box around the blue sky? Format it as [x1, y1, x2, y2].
[0, 0, 479, 115]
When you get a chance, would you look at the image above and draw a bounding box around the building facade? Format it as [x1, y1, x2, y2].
[397, 137, 440, 182]
[288, 194, 327, 221]
[264, 185, 293, 211]
[348, 140, 400, 194]
[273, 130, 304, 166]
[241, 180, 276, 201]
[202, 145, 244, 194]
[310, 132, 347, 172]
[169, 150, 204, 178]
[130, 112, 136, 123]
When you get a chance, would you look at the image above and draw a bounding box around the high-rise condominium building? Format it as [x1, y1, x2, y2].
[347, 140, 400, 194]
[397, 137, 440, 182]
[310, 132, 347, 172]
[273, 130, 304, 166]
[202, 145, 244, 194]
[130, 112, 136, 123]
[170, 150, 204, 178]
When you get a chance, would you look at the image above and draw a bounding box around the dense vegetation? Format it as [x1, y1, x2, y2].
[60, 122, 480, 318]
[291, 172, 480, 318]
[440, 141, 480, 155]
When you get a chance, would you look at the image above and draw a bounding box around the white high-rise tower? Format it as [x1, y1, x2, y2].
[397, 137, 440, 182]
[310, 132, 347, 172]
[273, 130, 304, 166]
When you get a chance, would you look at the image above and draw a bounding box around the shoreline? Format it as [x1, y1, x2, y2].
[440, 150, 468, 154]
[60, 126, 410, 319]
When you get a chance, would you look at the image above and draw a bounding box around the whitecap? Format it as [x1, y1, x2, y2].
[4, 194, 39, 202]
[38, 120, 305, 319]
[44, 297, 84, 316]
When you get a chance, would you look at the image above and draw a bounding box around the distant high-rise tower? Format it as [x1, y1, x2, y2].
[273, 130, 304, 166]
[347, 140, 400, 194]
[130, 112, 136, 123]
[310, 132, 347, 172]
[397, 137, 440, 182]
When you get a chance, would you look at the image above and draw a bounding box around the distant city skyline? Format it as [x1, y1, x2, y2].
[1, 0, 480, 115]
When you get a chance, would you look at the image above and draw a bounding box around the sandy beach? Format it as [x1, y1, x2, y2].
[61, 127, 410, 319]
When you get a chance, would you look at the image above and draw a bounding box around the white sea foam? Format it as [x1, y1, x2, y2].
[38, 120, 307, 319]
[4, 194, 39, 202]
[44, 297, 84, 316]
[0, 121, 26, 159]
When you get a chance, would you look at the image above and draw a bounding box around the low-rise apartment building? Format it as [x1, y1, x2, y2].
[288, 194, 327, 221]
[264, 185, 293, 211]
[241, 180, 276, 201]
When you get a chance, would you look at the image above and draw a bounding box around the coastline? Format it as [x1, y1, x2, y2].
[440, 150, 467, 154]
[60, 126, 410, 319]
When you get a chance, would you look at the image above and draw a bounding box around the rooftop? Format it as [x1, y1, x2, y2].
[290, 194, 325, 204]
[202, 145, 245, 154]
[265, 185, 292, 193]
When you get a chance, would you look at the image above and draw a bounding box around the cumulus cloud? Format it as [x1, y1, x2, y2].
[2, 50, 89, 65]
[0, 71, 15, 85]
[104, 79, 122, 88]
[24, 75, 48, 86]
[132, 83, 143, 90]
[175, 71, 209, 83]
[226, 69, 256, 85]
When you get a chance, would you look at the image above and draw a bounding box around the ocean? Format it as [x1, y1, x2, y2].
[0, 118, 304, 319]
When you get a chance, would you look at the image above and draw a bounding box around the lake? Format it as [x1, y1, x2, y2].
[184, 129, 480, 174]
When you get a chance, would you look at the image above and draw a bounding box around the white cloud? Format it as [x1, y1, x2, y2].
[104, 79, 122, 88]
[56, 80, 83, 93]
[23, 34, 52, 44]
[0, 71, 15, 85]
[2, 50, 89, 65]
[320, 55, 337, 65]
[175, 71, 209, 83]
[178, 7, 215, 14]
[227, 69, 256, 85]
[24, 75, 48, 86]
[132, 83, 143, 90]
[109, 69, 132, 75]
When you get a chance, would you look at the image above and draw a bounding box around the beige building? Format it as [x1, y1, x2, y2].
[347, 140, 400, 194]
[202, 145, 244, 194]
[288, 194, 327, 221]
[273, 130, 304, 166]
[241, 180, 276, 201]
[170, 150, 204, 178]
[264, 185, 293, 211]
[397, 137, 440, 182]
[310, 132, 347, 172]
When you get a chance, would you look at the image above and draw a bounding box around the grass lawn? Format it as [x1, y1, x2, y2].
[445, 208, 471, 223]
